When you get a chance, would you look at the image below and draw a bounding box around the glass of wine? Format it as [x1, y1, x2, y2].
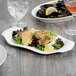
[7, 0, 30, 27]
[65, 0, 76, 35]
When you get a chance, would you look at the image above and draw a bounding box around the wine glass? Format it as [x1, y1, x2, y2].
[64, 0, 76, 35]
[7, 0, 30, 27]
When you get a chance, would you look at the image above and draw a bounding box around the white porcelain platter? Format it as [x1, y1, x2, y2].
[1, 27, 75, 54]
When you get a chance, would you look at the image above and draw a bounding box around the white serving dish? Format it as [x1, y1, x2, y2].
[1, 27, 75, 54]
[31, 0, 75, 23]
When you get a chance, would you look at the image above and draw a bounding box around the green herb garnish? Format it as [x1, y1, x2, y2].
[47, 31, 58, 37]
[52, 38, 64, 49]
[52, 43, 61, 49]
[50, 31, 58, 37]
[44, 36, 50, 40]
[37, 44, 45, 51]
[14, 36, 22, 44]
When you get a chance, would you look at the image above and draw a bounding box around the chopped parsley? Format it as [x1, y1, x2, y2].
[44, 36, 50, 40]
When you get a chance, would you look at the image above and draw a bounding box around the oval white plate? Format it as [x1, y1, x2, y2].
[2, 27, 75, 54]
[31, 0, 75, 23]
[0, 45, 7, 66]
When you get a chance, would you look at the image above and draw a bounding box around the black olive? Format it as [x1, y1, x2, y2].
[56, 1, 65, 7]
[37, 10, 46, 18]
[29, 36, 39, 47]
[12, 31, 19, 37]
[41, 7, 46, 13]
[66, 9, 72, 16]
[56, 38, 64, 47]
[51, 12, 59, 16]
[59, 7, 66, 11]
[48, 12, 59, 18]
[41, 4, 54, 8]
[58, 1, 64, 3]
[23, 27, 27, 30]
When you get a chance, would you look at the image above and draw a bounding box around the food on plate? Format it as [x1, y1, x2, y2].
[12, 27, 64, 52]
[45, 7, 58, 16]
[37, 1, 72, 18]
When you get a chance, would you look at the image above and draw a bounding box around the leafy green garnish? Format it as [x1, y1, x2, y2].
[52, 38, 64, 49]
[52, 43, 61, 49]
[14, 36, 22, 44]
[47, 31, 57, 37]
[37, 44, 45, 51]
[50, 31, 58, 37]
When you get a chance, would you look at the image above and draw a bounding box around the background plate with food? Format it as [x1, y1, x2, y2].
[31, 0, 75, 23]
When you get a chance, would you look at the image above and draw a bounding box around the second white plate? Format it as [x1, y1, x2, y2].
[31, 0, 75, 23]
